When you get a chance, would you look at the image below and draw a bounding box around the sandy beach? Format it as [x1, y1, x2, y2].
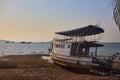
[0, 54, 118, 80]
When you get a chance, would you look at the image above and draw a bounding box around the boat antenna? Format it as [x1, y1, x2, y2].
[95, 20, 101, 27]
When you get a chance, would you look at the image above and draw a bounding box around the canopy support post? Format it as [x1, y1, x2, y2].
[95, 47, 98, 56]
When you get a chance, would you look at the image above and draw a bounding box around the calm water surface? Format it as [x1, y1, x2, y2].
[97, 42, 120, 56]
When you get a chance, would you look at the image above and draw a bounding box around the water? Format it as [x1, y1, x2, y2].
[0, 40, 119, 56]
[97, 42, 120, 56]
[0, 40, 51, 55]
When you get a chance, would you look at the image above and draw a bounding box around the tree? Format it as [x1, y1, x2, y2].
[113, 0, 120, 30]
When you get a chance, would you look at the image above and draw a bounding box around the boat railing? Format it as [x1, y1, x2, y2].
[54, 33, 104, 43]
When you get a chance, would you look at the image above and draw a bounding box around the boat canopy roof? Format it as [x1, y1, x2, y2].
[55, 25, 104, 37]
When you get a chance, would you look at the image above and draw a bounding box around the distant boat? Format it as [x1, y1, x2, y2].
[20, 41, 32, 44]
[50, 25, 119, 75]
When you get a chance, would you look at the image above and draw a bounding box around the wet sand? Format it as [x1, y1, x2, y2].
[0, 54, 119, 80]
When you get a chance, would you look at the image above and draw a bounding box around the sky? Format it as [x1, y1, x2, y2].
[0, 0, 119, 42]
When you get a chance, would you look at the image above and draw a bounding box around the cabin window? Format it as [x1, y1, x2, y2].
[61, 44, 65, 48]
[58, 44, 61, 48]
[68, 45, 71, 48]
[55, 44, 59, 48]
[56, 44, 59, 48]
[55, 44, 65, 48]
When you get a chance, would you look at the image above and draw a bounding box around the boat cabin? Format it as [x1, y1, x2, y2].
[51, 25, 104, 58]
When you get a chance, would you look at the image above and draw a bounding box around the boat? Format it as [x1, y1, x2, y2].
[49, 25, 119, 75]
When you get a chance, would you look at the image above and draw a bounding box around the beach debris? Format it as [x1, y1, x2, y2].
[41, 56, 53, 63]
